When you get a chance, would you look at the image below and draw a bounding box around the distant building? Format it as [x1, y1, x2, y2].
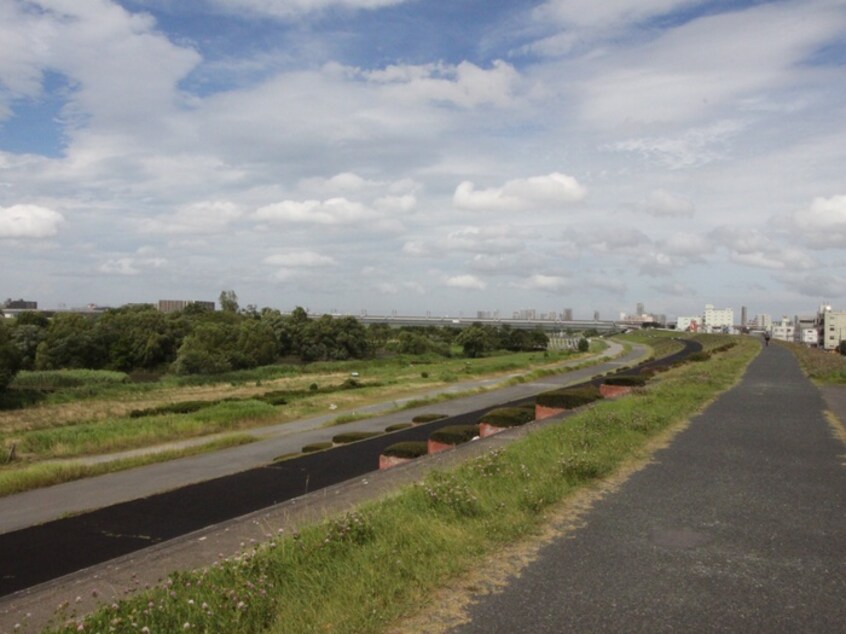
[741, 306, 748, 328]
[3, 298, 37, 310]
[676, 316, 700, 332]
[593, 310, 600, 321]
[157, 299, 215, 314]
[563, 308, 573, 321]
[703, 304, 734, 332]
[822, 310, 846, 351]
[771, 317, 795, 343]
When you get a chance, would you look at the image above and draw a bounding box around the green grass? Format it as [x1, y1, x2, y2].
[4, 400, 278, 460]
[11, 369, 131, 390]
[0, 434, 257, 498]
[48, 335, 759, 634]
[776, 339, 846, 383]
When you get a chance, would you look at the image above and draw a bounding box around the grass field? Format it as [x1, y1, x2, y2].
[43, 334, 759, 634]
[774, 339, 846, 383]
[0, 344, 607, 496]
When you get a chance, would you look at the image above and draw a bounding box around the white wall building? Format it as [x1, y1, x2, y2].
[703, 304, 734, 332]
[822, 310, 846, 351]
[675, 316, 700, 332]
[771, 317, 795, 343]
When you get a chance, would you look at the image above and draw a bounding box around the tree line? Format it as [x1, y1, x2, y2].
[0, 294, 550, 390]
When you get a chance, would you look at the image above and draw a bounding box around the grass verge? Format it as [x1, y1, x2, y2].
[0, 434, 257, 498]
[44, 336, 758, 634]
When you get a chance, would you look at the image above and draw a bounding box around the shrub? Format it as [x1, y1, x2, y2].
[385, 423, 413, 432]
[536, 386, 602, 409]
[602, 375, 647, 387]
[412, 413, 448, 423]
[687, 351, 711, 362]
[429, 424, 480, 445]
[421, 371, 429, 378]
[480, 406, 535, 428]
[382, 440, 429, 459]
[258, 390, 288, 406]
[128, 400, 211, 418]
[302, 441, 333, 453]
[331, 431, 382, 444]
[309, 383, 319, 391]
[341, 378, 361, 389]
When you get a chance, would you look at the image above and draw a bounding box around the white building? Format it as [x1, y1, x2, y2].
[675, 316, 700, 332]
[822, 310, 846, 351]
[771, 317, 795, 343]
[703, 304, 734, 332]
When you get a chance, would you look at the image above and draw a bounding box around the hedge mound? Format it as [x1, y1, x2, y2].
[602, 375, 647, 387]
[429, 424, 480, 445]
[332, 431, 382, 444]
[129, 400, 211, 418]
[535, 386, 602, 409]
[412, 413, 448, 423]
[385, 423, 413, 432]
[302, 441, 333, 453]
[480, 406, 535, 428]
[382, 441, 429, 459]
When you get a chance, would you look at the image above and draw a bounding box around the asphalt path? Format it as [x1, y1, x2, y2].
[450, 343, 846, 633]
[0, 339, 700, 600]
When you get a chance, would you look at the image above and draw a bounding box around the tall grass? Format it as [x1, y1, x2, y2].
[46, 336, 759, 634]
[775, 339, 846, 383]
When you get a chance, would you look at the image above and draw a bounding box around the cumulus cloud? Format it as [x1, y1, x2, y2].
[445, 274, 487, 290]
[519, 274, 572, 292]
[711, 225, 816, 270]
[254, 198, 376, 225]
[139, 201, 242, 235]
[446, 226, 526, 254]
[792, 195, 846, 248]
[639, 189, 695, 217]
[0, 204, 65, 238]
[453, 173, 586, 212]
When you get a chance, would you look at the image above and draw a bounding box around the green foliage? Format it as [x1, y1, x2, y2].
[0, 320, 21, 391]
[429, 424, 480, 445]
[480, 406, 536, 428]
[687, 351, 712, 362]
[129, 400, 211, 418]
[331, 431, 382, 444]
[11, 369, 130, 390]
[455, 325, 491, 358]
[578, 337, 590, 352]
[603, 375, 647, 387]
[219, 289, 239, 313]
[411, 413, 448, 423]
[536, 386, 602, 409]
[381, 440, 429, 458]
[302, 441, 333, 453]
[385, 423, 413, 432]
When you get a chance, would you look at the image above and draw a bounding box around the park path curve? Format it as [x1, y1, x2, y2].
[449, 343, 846, 633]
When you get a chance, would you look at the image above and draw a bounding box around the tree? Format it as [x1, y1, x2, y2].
[35, 313, 106, 370]
[456, 325, 491, 358]
[0, 320, 21, 391]
[578, 337, 590, 352]
[219, 290, 239, 313]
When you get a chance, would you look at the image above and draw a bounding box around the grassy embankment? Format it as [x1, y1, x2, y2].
[0, 344, 605, 496]
[775, 339, 846, 383]
[44, 334, 758, 634]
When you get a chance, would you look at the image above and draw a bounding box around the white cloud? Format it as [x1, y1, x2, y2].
[520, 274, 572, 292]
[446, 226, 527, 255]
[98, 256, 166, 276]
[661, 232, 711, 259]
[639, 189, 695, 217]
[140, 201, 242, 235]
[453, 172, 586, 212]
[610, 120, 745, 169]
[445, 274, 487, 291]
[792, 195, 846, 248]
[264, 251, 337, 267]
[254, 198, 376, 225]
[0, 204, 64, 238]
[206, 0, 408, 19]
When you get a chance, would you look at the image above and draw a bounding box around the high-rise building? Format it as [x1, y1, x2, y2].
[563, 308, 573, 321]
[636, 302, 645, 316]
[741, 306, 748, 327]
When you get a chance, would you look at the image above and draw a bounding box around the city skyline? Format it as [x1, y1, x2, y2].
[1, 1, 845, 319]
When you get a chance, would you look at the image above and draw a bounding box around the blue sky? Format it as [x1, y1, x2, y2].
[1, 0, 846, 321]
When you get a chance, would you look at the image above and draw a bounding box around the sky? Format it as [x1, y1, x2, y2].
[1, 0, 845, 320]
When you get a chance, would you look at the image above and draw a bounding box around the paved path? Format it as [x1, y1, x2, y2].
[0, 341, 639, 535]
[450, 343, 846, 633]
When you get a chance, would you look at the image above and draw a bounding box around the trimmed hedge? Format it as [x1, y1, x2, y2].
[602, 375, 647, 387]
[687, 351, 712, 362]
[385, 423, 413, 432]
[412, 413, 448, 423]
[382, 440, 429, 459]
[535, 386, 602, 409]
[429, 424, 480, 445]
[331, 431, 382, 444]
[479, 406, 535, 428]
[302, 441, 333, 453]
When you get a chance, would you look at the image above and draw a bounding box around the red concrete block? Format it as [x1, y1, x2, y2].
[599, 384, 632, 399]
[427, 439, 455, 454]
[479, 422, 507, 438]
[535, 404, 566, 420]
[379, 454, 413, 470]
